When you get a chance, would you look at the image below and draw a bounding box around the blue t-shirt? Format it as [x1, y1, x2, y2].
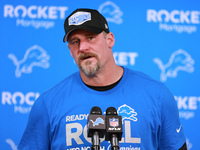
[18, 67, 186, 150]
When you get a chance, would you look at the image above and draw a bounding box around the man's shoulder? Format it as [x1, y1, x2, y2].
[33, 71, 80, 108]
[124, 67, 159, 83]
[123, 67, 167, 92]
[42, 71, 79, 97]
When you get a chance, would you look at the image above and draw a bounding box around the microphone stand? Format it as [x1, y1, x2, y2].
[91, 131, 100, 150]
[110, 134, 119, 150]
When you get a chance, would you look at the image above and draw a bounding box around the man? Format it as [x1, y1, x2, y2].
[18, 8, 187, 150]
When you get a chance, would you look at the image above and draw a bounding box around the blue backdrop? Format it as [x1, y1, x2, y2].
[1, 0, 199, 149]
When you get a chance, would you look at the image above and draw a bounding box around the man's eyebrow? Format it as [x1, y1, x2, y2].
[68, 37, 79, 43]
[85, 33, 97, 36]
[68, 32, 98, 42]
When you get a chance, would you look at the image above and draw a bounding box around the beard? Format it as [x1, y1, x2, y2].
[78, 53, 100, 76]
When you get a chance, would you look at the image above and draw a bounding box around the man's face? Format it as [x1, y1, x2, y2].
[67, 29, 111, 77]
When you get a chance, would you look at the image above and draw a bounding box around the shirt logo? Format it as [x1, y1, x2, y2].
[176, 125, 182, 133]
[90, 117, 104, 126]
[69, 12, 91, 26]
[117, 104, 138, 122]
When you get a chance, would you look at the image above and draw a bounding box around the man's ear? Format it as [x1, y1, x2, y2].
[106, 32, 115, 48]
[67, 43, 74, 57]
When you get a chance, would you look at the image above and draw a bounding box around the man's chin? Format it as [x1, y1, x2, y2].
[80, 64, 100, 76]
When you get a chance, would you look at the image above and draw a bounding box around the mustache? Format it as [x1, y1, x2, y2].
[78, 53, 98, 61]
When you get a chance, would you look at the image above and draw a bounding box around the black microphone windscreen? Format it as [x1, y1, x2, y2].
[90, 106, 102, 115]
[106, 107, 117, 116]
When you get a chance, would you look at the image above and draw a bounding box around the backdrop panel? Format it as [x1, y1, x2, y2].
[0, 0, 199, 149]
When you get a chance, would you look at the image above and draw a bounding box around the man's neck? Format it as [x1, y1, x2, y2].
[80, 65, 123, 86]
[84, 75, 122, 91]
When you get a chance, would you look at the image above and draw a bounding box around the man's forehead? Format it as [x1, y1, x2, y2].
[68, 29, 98, 40]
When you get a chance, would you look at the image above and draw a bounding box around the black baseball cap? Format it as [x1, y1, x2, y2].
[63, 8, 109, 42]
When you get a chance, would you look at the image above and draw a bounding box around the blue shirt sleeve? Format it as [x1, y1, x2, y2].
[18, 95, 50, 150]
[159, 84, 186, 150]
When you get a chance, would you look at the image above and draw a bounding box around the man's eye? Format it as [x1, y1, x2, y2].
[71, 40, 79, 44]
[88, 37, 94, 40]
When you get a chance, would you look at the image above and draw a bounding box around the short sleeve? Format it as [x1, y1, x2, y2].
[18, 95, 50, 150]
[159, 84, 186, 150]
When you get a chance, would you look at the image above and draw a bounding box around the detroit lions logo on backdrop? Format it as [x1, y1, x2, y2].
[186, 138, 193, 150]
[117, 104, 138, 122]
[8, 45, 50, 78]
[5, 139, 17, 150]
[98, 1, 123, 24]
[90, 117, 104, 126]
[153, 49, 194, 82]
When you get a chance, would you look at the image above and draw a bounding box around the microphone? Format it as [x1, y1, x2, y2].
[87, 106, 106, 150]
[105, 107, 123, 150]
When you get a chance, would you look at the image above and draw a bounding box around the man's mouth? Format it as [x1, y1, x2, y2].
[83, 55, 92, 60]
[79, 53, 97, 61]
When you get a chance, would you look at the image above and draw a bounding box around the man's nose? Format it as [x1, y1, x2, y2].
[79, 40, 89, 53]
